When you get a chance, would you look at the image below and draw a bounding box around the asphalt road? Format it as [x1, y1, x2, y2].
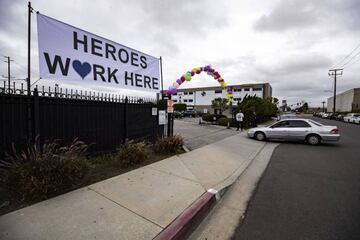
[174, 118, 239, 150]
[232, 117, 360, 240]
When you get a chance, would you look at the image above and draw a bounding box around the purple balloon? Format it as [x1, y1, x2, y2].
[171, 88, 177, 94]
[176, 79, 182, 85]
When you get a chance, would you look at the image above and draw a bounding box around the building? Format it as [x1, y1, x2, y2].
[327, 88, 360, 112]
[171, 83, 272, 113]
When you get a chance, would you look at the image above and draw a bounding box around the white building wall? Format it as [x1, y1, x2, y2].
[327, 89, 354, 112]
[172, 87, 264, 106]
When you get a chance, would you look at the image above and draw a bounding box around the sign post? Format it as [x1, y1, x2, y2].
[167, 100, 174, 113]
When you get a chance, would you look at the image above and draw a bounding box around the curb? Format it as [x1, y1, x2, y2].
[153, 189, 223, 240]
[153, 141, 268, 240]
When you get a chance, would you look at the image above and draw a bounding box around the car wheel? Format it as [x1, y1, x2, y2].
[307, 134, 321, 145]
[255, 132, 266, 141]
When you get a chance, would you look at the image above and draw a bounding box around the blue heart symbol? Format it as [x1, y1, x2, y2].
[72, 60, 91, 79]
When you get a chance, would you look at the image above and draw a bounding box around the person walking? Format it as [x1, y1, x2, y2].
[253, 111, 257, 127]
[236, 110, 244, 131]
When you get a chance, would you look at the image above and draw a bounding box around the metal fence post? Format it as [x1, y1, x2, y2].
[123, 97, 128, 143]
[33, 88, 40, 138]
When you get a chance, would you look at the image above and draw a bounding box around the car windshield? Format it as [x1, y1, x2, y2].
[308, 119, 323, 126]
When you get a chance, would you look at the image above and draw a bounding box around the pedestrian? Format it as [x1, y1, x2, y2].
[236, 110, 244, 131]
[253, 111, 257, 127]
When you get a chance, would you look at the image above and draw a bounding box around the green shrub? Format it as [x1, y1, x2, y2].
[153, 135, 184, 154]
[202, 114, 226, 122]
[115, 141, 151, 168]
[217, 117, 230, 126]
[0, 137, 90, 201]
[174, 103, 187, 112]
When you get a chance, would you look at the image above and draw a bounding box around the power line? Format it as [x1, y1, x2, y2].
[345, 57, 360, 69]
[332, 43, 360, 69]
[340, 51, 360, 68]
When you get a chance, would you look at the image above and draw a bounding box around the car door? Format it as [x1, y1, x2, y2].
[266, 120, 290, 139]
[286, 120, 312, 140]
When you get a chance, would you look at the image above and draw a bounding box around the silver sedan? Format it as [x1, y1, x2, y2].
[247, 119, 340, 145]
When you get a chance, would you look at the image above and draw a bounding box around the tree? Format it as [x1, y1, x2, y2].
[234, 95, 278, 126]
[211, 98, 228, 114]
[296, 102, 309, 113]
[174, 103, 187, 112]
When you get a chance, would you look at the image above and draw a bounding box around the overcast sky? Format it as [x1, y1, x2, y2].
[0, 0, 359, 107]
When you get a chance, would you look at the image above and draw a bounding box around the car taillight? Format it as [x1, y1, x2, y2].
[330, 128, 339, 134]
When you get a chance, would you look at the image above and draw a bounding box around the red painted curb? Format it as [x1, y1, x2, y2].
[154, 190, 217, 240]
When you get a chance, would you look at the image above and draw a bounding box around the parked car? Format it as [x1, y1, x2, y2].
[183, 110, 197, 117]
[173, 111, 184, 119]
[335, 114, 344, 121]
[327, 113, 337, 120]
[277, 113, 297, 120]
[247, 119, 340, 145]
[321, 113, 329, 118]
[353, 116, 360, 124]
[343, 113, 360, 123]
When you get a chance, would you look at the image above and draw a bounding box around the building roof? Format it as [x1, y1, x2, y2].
[172, 83, 270, 92]
[327, 88, 360, 101]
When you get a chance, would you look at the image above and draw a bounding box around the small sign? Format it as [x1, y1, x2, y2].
[152, 107, 158, 116]
[167, 100, 174, 113]
[159, 110, 166, 125]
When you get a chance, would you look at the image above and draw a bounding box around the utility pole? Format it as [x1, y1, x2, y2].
[4, 56, 13, 93]
[322, 101, 326, 113]
[328, 68, 343, 113]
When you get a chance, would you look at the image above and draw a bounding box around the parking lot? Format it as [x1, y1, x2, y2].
[173, 117, 240, 150]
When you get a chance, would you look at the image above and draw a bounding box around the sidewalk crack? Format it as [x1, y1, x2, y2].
[88, 187, 165, 229]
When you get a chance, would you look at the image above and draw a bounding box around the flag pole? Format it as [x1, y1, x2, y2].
[27, 1, 33, 95]
[160, 56, 164, 100]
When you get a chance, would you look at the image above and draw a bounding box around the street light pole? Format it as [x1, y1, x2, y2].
[322, 101, 326, 112]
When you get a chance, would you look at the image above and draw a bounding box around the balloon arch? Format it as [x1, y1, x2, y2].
[165, 65, 234, 104]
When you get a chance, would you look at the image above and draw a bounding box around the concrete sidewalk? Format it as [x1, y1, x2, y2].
[0, 132, 266, 240]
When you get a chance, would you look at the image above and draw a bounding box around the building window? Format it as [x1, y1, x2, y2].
[234, 89, 241, 92]
[188, 92, 193, 95]
[253, 88, 262, 91]
[184, 99, 188, 102]
[173, 100, 177, 102]
[215, 90, 222, 94]
[189, 99, 193, 102]
[184, 92, 188, 95]
[244, 88, 250, 91]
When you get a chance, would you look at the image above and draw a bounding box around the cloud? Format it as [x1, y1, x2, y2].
[253, 0, 360, 33]
[253, 0, 319, 32]
[257, 54, 332, 76]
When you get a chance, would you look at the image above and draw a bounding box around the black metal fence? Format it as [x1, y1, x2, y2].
[0, 82, 166, 157]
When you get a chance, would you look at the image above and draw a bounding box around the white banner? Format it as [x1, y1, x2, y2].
[37, 13, 161, 93]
